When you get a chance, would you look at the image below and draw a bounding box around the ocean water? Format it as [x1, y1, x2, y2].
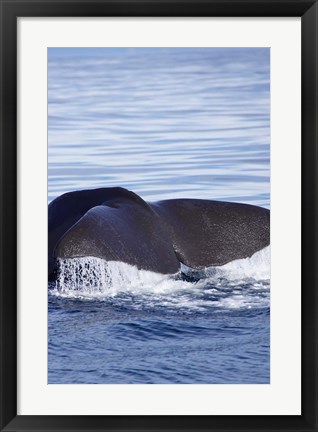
[48, 48, 270, 384]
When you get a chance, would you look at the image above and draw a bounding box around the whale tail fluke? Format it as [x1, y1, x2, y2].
[151, 199, 270, 268]
[48, 188, 270, 278]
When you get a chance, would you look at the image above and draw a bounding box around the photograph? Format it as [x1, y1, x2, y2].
[1, 0, 317, 428]
[47, 47, 270, 384]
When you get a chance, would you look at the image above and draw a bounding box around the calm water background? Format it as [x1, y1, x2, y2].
[48, 48, 270, 384]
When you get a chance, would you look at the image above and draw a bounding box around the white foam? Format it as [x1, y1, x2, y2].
[53, 257, 175, 297]
[50, 248, 270, 311]
[181, 246, 270, 282]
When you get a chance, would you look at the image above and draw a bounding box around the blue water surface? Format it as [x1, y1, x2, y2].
[48, 47, 270, 384]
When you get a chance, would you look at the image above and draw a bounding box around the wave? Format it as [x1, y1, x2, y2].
[49, 247, 270, 312]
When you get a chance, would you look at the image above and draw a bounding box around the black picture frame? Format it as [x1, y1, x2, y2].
[1, 1, 317, 431]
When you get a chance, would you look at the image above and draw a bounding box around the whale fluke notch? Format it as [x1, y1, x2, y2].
[48, 187, 270, 279]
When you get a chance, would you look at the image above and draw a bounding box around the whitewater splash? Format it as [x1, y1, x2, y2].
[50, 247, 270, 311]
[54, 257, 172, 296]
[182, 245, 270, 281]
